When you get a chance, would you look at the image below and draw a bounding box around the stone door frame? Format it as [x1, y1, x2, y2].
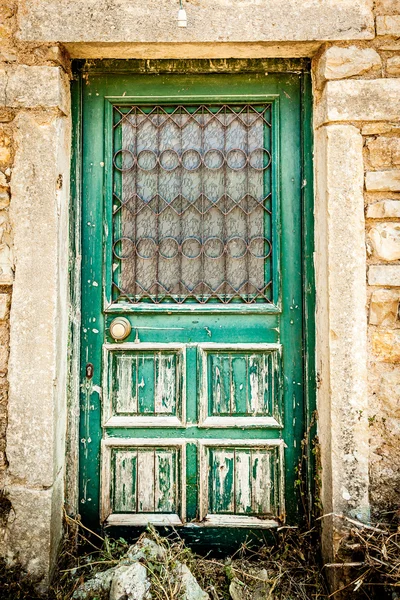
[4, 53, 389, 580]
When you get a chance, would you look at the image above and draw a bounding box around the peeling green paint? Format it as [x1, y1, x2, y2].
[73, 61, 314, 540]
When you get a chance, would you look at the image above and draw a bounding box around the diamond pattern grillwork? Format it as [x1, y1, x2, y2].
[112, 104, 273, 304]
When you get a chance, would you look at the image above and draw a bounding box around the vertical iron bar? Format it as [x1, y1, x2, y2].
[223, 105, 227, 302]
[155, 108, 160, 302]
[134, 107, 138, 301]
[246, 105, 250, 303]
[179, 107, 183, 301]
[200, 106, 205, 303]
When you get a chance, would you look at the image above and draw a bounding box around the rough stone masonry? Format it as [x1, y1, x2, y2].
[0, 0, 399, 591]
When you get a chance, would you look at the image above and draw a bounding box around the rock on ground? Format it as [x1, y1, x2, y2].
[125, 537, 166, 563]
[109, 563, 151, 600]
[173, 562, 209, 600]
[229, 568, 270, 600]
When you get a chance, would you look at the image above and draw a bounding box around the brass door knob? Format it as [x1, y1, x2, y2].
[109, 317, 131, 341]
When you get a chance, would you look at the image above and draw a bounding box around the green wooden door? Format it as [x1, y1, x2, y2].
[78, 68, 311, 536]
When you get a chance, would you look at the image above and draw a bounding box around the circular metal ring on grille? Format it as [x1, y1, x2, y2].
[249, 148, 271, 170]
[136, 237, 157, 259]
[159, 237, 180, 260]
[112, 237, 136, 260]
[113, 149, 136, 172]
[226, 148, 248, 170]
[181, 237, 202, 259]
[227, 236, 247, 259]
[181, 149, 202, 171]
[159, 149, 180, 171]
[204, 236, 225, 259]
[137, 150, 158, 171]
[204, 149, 225, 170]
[248, 236, 272, 259]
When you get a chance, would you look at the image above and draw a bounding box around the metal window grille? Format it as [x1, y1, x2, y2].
[112, 104, 273, 304]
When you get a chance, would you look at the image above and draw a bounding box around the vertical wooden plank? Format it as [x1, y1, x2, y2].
[137, 354, 155, 414]
[266, 352, 273, 415]
[231, 354, 247, 415]
[235, 449, 252, 514]
[154, 448, 176, 513]
[251, 449, 272, 514]
[210, 354, 221, 415]
[210, 354, 230, 415]
[248, 354, 262, 415]
[221, 355, 232, 415]
[115, 355, 137, 414]
[112, 450, 137, 513]
[155, 353, 176, 415]
[209, 448, 234, 513]
[186, 441, 198, 521]
[137, 449, 155, 512]
[270, 448, 277, 514]
[261, 353, 270, 415]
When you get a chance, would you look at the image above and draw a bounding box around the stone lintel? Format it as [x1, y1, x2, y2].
[316, 79, 400, 126]
[17, 0, 374, 44]
[315, 124, 369, 558]
[0, 65, 69, 116]
[62, 41, 322, 60]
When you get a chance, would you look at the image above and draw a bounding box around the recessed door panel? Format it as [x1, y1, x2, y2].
[102, 439, 186, 526]
[199, 441, 284, 526]
[103, 343, 186, 427]
[198, 343, 282, 428]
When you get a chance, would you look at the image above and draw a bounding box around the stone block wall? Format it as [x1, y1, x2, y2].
[365, 137, 400, 509]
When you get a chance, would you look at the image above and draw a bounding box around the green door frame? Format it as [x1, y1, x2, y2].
[69, 59, 316, 541]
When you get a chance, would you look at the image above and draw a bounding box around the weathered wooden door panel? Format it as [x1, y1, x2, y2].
[79, 69, 309, 535]
[103, 343, 186, 427]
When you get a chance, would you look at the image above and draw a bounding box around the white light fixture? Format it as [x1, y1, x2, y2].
[178, 0, 187, 27]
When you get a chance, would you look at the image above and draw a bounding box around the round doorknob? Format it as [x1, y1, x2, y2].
[109, 317, 132, 341]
